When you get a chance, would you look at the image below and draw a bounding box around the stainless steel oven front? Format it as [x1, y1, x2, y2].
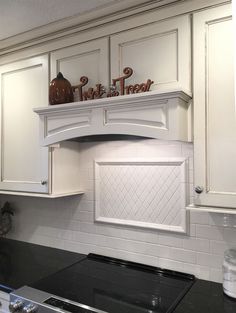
[10, 286, 106, 313]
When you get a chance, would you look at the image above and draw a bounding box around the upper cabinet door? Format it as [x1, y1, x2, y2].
[0, 55, 49, 193]
[193, 4, 236, 209]
[110, 15, 191, 94]
[50, 38, 109, 98]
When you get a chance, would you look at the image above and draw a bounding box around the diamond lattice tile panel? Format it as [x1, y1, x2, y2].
[95, 158, 188, 233]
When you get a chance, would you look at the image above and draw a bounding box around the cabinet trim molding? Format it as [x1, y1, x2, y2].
[187, 204, 236, 215]
[0, 190, 84, 198]
[0, 0, 230, 59]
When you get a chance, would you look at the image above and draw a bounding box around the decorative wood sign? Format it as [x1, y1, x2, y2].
[72, 67, 154, 101]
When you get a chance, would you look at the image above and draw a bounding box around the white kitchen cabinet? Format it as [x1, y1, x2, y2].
[0, 55, 82, 197]
[50, 38, 109, 99]
[110, 14, 191, 94]
[0, 55, 49, 194]
[193, 3, 236, 210]
[0, 291, 9, 313]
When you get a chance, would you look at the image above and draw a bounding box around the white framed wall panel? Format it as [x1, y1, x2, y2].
[95, 158, 188, 233]
[193, 3, 236, 209]
[110, 14, 191, 93]
[50, 38, 109, 100]
[0, 55, 49, 193]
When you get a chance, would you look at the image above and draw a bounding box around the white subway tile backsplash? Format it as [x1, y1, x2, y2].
[194, 265, 210, 281]
[208, 214, 236, 228]
[78, 201, 94, 212]
[210, 268, 223, 283]
[81, 191, 94, 201]
[79, 222, 96, 234]
[196, 252, 224, 268]
[95, 224, 159, 244]
[136, 144, 182, 158]
[97, 247, 159, 267]
[181, 142, 193, 155]
[189, 223, 196, 237]
[208, 213, 227, 227]
[188, 170, 193, 185]
[64, 240, 97, 254]
[152, 245, 196, 264]
[83, 179, 94, 192]
[105, 238, 160, 257]
[119, 228, 159, 244]
[159, 258, 185, 272]
[4, 140, 236, 284]
[189, 158, 193, 171]
[210, 240, 230, 255]
[169, 248, 196, 264]
[72, 211, 94, 222]
[158, 234, 183, 248]
[31, 234, 65, 250]
[68, 219, 81, 231]
[158, 258, 198, 276]
[189, 183, 194, 200]
[59, 229, 74, 241]
[190, 211, 209, 225]
[196, 225, 224, 240]
[95, 224, 124, 237]
[223, 228, 236, 242]
[120, 252, 158, 267]
[183, 238, 210, 253]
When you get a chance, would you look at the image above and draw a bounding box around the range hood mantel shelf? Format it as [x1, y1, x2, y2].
[34, 89, 192, 146]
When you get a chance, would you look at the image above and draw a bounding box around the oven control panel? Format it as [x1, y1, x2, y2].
[9, 300, 38, 313]
[44, 297, 95, 313]
[9, 286, 107, 313]
[9, 299, 24, 312]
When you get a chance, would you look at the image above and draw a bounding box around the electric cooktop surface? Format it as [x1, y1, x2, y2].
[30, 254, 195, 313]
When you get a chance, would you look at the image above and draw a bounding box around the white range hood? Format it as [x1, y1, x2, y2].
[34, 89, 192, 146]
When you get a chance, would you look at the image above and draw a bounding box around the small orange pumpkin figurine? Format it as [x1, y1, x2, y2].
[49, 72, 74, 105]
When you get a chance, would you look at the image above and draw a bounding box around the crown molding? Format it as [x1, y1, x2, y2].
[0, 0, 181, 55]
[0, 0, 230, 56]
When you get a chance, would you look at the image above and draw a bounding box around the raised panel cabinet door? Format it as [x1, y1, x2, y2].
[110, 15, 191, 94]
[50, 38, 109, 101]
[193, 4, 236, 208]
[0, 55, 49, 193]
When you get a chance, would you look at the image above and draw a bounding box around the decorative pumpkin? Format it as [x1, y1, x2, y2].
[49, 72, 74, 105]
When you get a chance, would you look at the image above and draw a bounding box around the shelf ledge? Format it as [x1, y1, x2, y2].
[187, 204, 236, 215]
[0, 190, 84, 198]
[34, 89, 192, 146]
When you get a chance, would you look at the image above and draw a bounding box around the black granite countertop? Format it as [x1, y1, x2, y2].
[174, 278, 236, 313]
[1, 238, 236, 313]
[0, 238, 85, 293]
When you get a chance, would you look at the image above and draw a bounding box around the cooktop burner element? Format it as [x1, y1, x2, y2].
[10, 254, 195, 313]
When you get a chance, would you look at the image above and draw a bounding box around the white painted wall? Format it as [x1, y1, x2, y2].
[3, 140, 236, 283]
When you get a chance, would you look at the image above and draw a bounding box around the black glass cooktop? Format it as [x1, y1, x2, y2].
[30, 254, 195, 313]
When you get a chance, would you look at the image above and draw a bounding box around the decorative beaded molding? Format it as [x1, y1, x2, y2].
[95, 158, 188, 233]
